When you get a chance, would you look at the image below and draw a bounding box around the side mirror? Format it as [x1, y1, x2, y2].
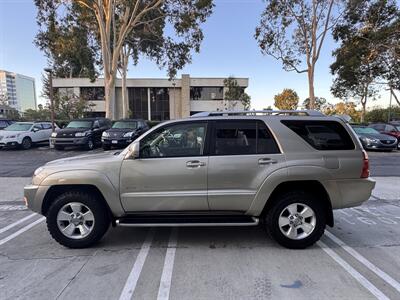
[32, 127, 39, 132]
[126, 142, 140, 159]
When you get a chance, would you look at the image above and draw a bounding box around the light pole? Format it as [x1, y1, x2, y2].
[388, 87, 393, 123]
[44, 68, 55, 133]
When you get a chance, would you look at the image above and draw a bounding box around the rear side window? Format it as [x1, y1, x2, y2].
[281, 120, 354, 150]
[42, 123, 52, 129]
[212, 120, 280, 155]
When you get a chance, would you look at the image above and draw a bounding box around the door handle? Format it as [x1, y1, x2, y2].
[186, 160, 206, 168]
[258, 158, 277, 165]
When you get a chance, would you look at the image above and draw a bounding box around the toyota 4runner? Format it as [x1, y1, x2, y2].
[24, 110, 375, 249]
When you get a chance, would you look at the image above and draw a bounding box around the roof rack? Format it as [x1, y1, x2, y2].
[190, 110, 325, 117]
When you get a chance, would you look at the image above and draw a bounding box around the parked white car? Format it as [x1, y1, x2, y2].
[0, 122, 58, 150]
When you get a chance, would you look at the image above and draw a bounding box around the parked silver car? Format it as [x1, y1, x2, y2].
[24, 110, 375, 249]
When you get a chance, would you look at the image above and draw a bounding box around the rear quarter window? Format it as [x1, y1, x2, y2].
[281, 120, 355, 150]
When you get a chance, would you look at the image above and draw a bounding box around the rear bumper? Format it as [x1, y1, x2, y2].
[324, 178, 376, 209]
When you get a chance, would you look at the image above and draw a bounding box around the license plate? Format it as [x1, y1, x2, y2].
[112, 140, 118, 144]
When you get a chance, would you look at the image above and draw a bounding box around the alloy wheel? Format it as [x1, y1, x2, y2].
[278, 203, 316, 240]
[56, 202, 95, 239]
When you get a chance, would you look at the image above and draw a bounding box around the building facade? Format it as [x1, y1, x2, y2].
[0, 70, 37, 113]
[52, 74, 249, 120]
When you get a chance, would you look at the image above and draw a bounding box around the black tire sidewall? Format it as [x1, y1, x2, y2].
[86, 138, 94, 150]
[46, 192, 110, 248]
[21, 137, 32, 150]
[266, 192, 326, 249]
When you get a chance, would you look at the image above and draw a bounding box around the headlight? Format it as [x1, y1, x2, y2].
[51, 132, 57, 137]
[364, 137, 379, 143]
[75, 131, 90, 137]
[123, 132, 134, 138]
[34, 167, 44, 176]
[102, 132, 110, 137]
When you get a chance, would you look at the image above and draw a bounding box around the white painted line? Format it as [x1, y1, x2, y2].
[0, 217, 45, 246]
[0, 213, 37, 235]
[157, 228, 178, 300]
[119, 229, 155, 300]
[325, 230, 400, 293]
[318, 241, 389, 300]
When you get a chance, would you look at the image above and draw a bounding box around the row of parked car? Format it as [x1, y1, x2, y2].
[351, 122, 400, 151]
[1, 117, 400, 151]
[0, 117, 149, 150]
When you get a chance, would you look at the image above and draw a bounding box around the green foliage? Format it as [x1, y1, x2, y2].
[23, 107, 51, 121]
[274, 89, 299, 110]
[34, 1, 99, 80]
[323, 101, 362, 123]
[303, 97, 328, 111]
[365, 106, 400, 123]
[331, 0, 400, 119]
[223, 77, 251, 110]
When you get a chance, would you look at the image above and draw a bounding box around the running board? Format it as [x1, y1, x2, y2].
[116, 215, 259, 227]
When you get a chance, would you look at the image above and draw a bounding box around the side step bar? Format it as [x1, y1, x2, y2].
[116, 216, 259, 227]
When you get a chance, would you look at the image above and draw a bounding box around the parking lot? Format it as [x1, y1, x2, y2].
[0, 148, 400, 299]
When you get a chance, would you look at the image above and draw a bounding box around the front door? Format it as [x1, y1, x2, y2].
[207, 120, 286, 212]
[120, 121, 209, 212]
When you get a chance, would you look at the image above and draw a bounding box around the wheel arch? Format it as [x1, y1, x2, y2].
[261, 180, 334, 227]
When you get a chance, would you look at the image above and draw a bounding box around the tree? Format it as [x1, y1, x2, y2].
[71, 0, 213, 119]
[365, 106, 400, 123]
[223, 77, 251, 110]
[255, 0, 344, 109]
[331, 0, 400, 122]
[323, 101, 362, 123]
[302, 96, 327, 110]
[274, 89, 299, 110]
[35, 1, 99, 80]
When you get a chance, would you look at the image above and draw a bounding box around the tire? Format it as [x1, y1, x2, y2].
[265, 191, 326, 249]
[102, 144, 111, 151]
[21, 137, 32, 150]
[85, 138, 95, 150]
[55, 145, 64, 150]
[46, 191, 110, 248]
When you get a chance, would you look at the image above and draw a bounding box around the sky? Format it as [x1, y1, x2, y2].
[0, 0, 393, 109]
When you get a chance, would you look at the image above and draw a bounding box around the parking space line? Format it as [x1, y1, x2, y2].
[0, 217, 45, 246]
[119, 229, 155, 300]
[157, 228, 178, 300]
[325, 230, 400, 293]
[0, 213, 36, 234]
[317, 241, 389, 300]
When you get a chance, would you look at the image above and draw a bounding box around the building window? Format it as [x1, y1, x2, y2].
[190, 87, 224, 100]
[129, 88, 148, 120]
[80, 87, 105, 100]
[150, 88, 170, 121]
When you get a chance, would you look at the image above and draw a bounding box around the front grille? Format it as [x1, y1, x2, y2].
[380, 139, 396, 145]
[59, 133, 75, 138]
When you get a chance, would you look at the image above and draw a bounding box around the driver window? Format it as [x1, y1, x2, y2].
[140, 122, 207, 158]
[93, 120, 100, 128]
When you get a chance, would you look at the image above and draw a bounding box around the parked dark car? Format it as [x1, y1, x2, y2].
[51, 117, 111, 150]
[102, 119, 149, 150]
[368, 123, 400, 149]
[0, 119, 14, 130]
[352, 125, 397, 151]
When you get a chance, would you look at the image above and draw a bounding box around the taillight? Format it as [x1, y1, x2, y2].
[361, 150, 369, 178]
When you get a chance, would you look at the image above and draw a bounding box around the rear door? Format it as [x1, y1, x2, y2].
[207, 119, 285, 212]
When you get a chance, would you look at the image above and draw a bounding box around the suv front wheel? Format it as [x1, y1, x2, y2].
[46, 191, 110, 248]
[265, 191, 326, 249]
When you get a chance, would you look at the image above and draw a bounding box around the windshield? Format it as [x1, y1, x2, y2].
[112, 121, 137, 129]
[66, 120, 93, 129]
[4, 123, 33, 131]
[353, 127, 380, 134]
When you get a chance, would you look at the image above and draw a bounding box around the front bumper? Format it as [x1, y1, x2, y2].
[362, 140, 397, 151]
[0, 140, 20, 148]
[24, 184, 50, 214]
[51, 136, 89, 147]
[102, 137, 133, 147]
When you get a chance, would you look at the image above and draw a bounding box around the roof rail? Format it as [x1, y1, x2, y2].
[190, 110, 325, 118]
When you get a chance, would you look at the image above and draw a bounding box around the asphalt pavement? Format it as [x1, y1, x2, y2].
[0, 148, 399, 299]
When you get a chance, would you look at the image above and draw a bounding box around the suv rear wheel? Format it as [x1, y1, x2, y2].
[265, 191, 326, 249]
[46, 191, 110, 248]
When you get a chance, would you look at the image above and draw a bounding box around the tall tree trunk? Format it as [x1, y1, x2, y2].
[104, 75, 116, 119]
[308, 67, 315, 109]
[120, 47, 130, 119]
[391, 89, 400, 106]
